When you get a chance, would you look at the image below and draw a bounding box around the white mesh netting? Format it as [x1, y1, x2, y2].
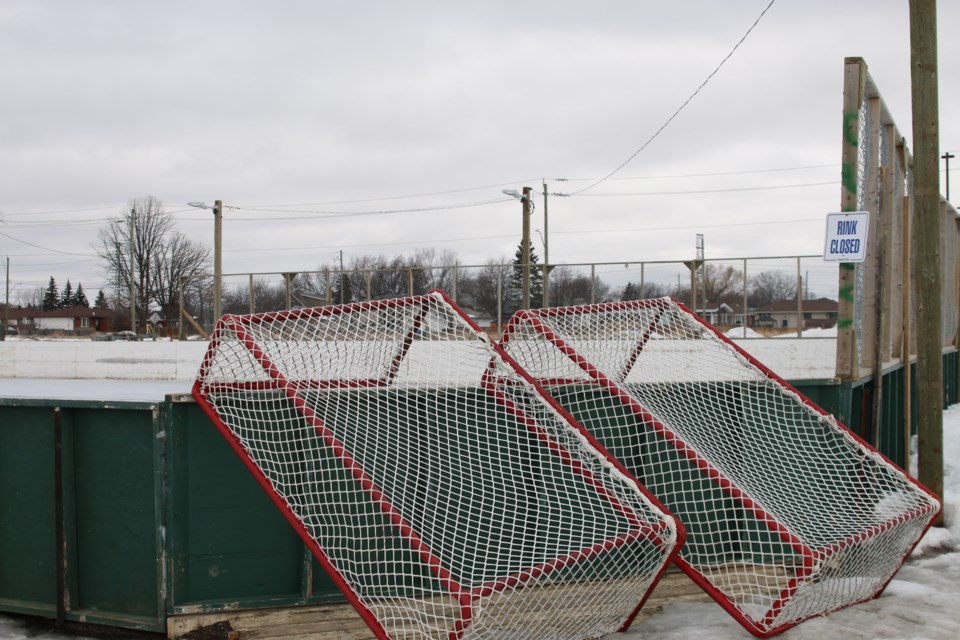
[500, 297, 940, 637]
[193, 291, 681, 640]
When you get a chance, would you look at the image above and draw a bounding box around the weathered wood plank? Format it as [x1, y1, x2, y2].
[168, 571, 711, 640]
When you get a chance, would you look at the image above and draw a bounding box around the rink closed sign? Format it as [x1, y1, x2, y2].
[823, 211, 869, 262]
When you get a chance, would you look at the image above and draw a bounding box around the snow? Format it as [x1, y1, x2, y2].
[621, 403, 960, 640]
[0, 378, 192, 402]
[2, 347, 959, 639]
[0, 339, 206, 380]
[725, 326, 767, 339]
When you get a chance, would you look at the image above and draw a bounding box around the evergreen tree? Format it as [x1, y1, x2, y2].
[42, 277, 60, 311]
[622, 282, 641, 301]
[508, 243, 543, 311]
[332, 272, 353, 304]
[94, 290, 110, 309]
[61, 280, 74, 308]
[75, 283, 90, 308]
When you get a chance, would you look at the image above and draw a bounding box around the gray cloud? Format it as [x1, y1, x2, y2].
[1, 0, 957, 297]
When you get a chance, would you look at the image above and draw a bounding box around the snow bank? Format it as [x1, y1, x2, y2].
[730, 337, 837, 379]
[0, 340, 207, 380]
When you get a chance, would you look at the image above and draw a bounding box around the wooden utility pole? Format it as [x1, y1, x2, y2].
[213, 200, 223, 323]
[521, 186, 532, 310]
[2, 256, 9, 341]
[910, 0, 944, 523]
[129, 207, 137, 334]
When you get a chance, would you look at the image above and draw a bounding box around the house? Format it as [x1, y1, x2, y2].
[693, 302, 737, 326]
[756, 298, 839, 330]
[6, 306, 120, 335]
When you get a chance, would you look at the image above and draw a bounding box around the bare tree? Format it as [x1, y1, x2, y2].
[222, 278, 288, 314]
[409, 248, 460, 293]
[15, 286, 44, 309]
[750, 270, 797, 307]
[97, 196, 210, 330]
[458, 261, 507, 323]
[549, 266, 609, 307]
[701, 264, 744, 304]
[153, 231, 211, 324]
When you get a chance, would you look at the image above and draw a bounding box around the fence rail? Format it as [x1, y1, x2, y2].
[175, 255, 841, 341]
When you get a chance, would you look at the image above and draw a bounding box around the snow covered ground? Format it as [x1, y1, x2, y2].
[622, 402, 960, 640]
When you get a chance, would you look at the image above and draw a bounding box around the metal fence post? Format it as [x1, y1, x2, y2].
[797, 257, 803, 337]
[451, 264, 459, 303]
[743, 258, 749, 338]
[496, 266, 503, 336]
[590, 264, 596, 304]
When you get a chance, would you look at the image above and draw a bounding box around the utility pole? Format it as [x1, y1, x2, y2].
[213, 200, 223, 324]
[2, 256, 9, 341]
[943, 151, 954, 201]
[542, 181, 551, 308]
[521, 186, 532, 310]
[129, 207, 136, 334]
[910, 0, 944, 524]
[683, 235, 704, 313]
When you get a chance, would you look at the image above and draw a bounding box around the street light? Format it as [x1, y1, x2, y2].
[187, 199, 223, 324]
[502, 187, 533, 309]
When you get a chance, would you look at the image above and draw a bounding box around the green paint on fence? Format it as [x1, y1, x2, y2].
[838, 318, 853, 329]
[843, 111, 859, 146]
[841, 162, 857, 199]
[840, 263, 855, 272]
[839, 285, 854, 303]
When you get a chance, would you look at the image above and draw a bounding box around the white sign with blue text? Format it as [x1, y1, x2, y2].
[823, 211, 870, 263]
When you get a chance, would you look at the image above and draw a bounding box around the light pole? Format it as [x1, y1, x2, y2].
[187, 200, 223, 324]
[502, 187, 533, 309]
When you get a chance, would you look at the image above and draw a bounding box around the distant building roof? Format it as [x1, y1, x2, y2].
[758, 298, 838, 313]
[7, 306, 114, 320]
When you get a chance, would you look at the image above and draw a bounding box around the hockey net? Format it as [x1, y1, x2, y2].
[193, 291, 682, 640]
[500, 297, 940, 637]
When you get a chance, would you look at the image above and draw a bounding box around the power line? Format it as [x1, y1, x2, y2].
[551, 217, 821, 236]
[227, 198, 508, 220]
[0, 204, 126, 217]
[0, 230, 99, 256]
[218, 217, 822, 255]
[557, 163, 839, 181]
[567, 0, 778, 196]
[233, 180, 542, 208]
[568, 181, 836, 197]
[223, 233, 520, 253]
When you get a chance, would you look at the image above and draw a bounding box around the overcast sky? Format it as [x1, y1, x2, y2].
[1, 0, 958, 302]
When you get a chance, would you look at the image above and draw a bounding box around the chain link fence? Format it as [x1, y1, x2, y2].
[176, 256, 839, 340]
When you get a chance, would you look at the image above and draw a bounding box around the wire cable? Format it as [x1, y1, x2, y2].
[557, 163, 838, 182]
[227, 198, 509, 220]
[0, 230, 99, 257]
[567, 0, 778, 196]
[569, 181, 836, 197]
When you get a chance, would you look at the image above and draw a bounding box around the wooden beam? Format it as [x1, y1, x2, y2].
[909, 0, 944, 523]
[837, 58, 865, 380]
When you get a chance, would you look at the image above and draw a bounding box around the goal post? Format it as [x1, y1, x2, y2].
[193, 290, 683, 640]
[500, 297, 941, 637]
